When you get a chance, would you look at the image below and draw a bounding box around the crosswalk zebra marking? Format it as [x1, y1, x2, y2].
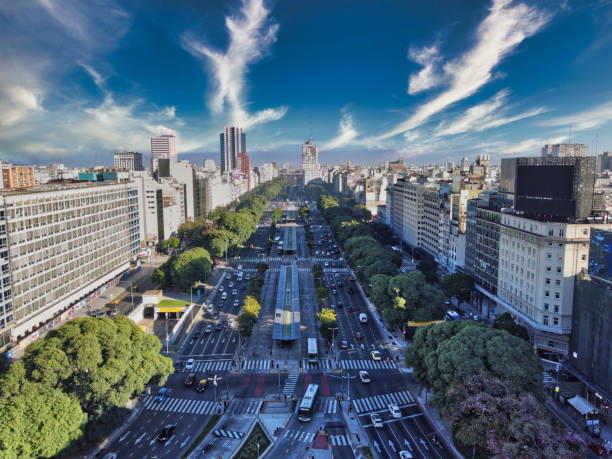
[352, 390, 415, 414]
[283, 373, 299, 395]
[142, 396, 220, 416]
[330, 434, 351, 446]
[283, 430, 315, 442]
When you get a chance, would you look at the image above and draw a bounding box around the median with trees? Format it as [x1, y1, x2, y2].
[317, 307, 338, 341]
[237, 295, 262, 337]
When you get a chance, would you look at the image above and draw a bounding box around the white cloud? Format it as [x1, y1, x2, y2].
[0, 85, 43, 128]
[540, 98, 612, 131]
[321, 110, 359, 150]
[182, 0, 287, 129]
[375, 0, 550, 140]
[407, 44, 444, 95]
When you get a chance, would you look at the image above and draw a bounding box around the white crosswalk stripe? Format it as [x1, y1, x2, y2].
[227, 399, 263, 415]
[283, 373, 299, 395]
[142, 396, 219, 415]
[323, 399, 338, 414]
[352, 390, 415, 414]
[338, 359, 397, 371]
[543, 372, 556, 384]
[330, 434, 351, 446]
[301, 359, 331, 370]
[283, 430, 316, 442]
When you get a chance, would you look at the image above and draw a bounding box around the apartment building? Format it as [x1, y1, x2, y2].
[422, 185, 442, 258]
[0, 182, 139, 349]
[114, 152, 144, 172]
[1, 163, 35, 190]
[389, 178, 425, 248]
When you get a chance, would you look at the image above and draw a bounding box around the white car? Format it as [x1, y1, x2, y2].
[371, 350, 381, 361]
[218, 285, 224, 291]
[370, 413, 383, 428]
[232, 289, 237, 295]
[228, 282, 234, 288]
[388, 404, 401, 419]
[184, 358, 195, 370]
[359, 370, 371, 383]
[399, 451, 413, 459]
[324, 262, 329, 267]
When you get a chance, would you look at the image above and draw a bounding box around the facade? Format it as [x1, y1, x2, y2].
[1, 163, 35, 190]
[389, 178, 425, 248]
[422, 185, 442, 259]
[220, 126, 246, 175]
[0, 205, 12, 349]
[542, 143, 588, 157]
[204, 158, 216, 172]
[206, 178, 232, 213]
[302, 139, 322, 185]
[194, 171, 208, 218]
[0, 183, 137, 348]
[114, 152, 144, 172]
[150, 129, 178, 173]
[168, 160, 196, 221]
[236, 152, 251, 190]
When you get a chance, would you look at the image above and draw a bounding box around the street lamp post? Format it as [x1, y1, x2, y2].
[330, 327, 339, 361]
[118, 280, 133, 312]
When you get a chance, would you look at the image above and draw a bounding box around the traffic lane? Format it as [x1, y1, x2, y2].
[349, 370, 414, 408]
[408, 410, 449, 459]
[181, 322, 207, 355]
[108, 408, 209, 457]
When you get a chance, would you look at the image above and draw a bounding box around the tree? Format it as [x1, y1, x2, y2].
[351, 204, 372, 221]
[405, 321, 542, 404]
[256, 262, 269, 277]
[439, 273, 474, 303]
[417, 259, 438, 283]
[0, 381, 87, 458]
[298, 205, 310, 222]
[493, 312, 530, 342]
[168, 237, 180, 249]
[271, 208, 283, 223]
[237, 296, 261, 337]
[443, 373, 585, 459]
[317, 308, 337, 341]
[157, 239, 169, 252]
[170, 247, 213, 290]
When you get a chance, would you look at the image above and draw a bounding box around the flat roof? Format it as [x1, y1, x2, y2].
[272, 263, 300, 340]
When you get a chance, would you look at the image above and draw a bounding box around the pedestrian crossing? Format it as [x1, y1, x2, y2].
[226, 399, 263, 415]
[189, 359, 271, 373]
[301, 359, 398, 371]
[543, 371, 557, 385]
[142, 396, 221, 415]
[191, 359, 232, 372]
[322, 398, 338, 414]
[214, 428, 244, 439]
[352, 390, 415, 414]
[282, 429, 316, 443]
[283, 373, 299, 396]
[330, 434, 351, 446]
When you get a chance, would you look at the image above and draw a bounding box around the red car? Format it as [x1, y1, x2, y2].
[184, 373, 196, 387]
[589, 442, 612, 457]
[249, 244, 254, 248]
[214, 259, 222, 265]
[355, 331, 363, 340]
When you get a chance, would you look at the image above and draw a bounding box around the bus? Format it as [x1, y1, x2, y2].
[307, 338, 318, 364]
[298, 384, 319, 421]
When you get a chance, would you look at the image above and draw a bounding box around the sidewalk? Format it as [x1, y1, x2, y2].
[339, 400, 369, 449]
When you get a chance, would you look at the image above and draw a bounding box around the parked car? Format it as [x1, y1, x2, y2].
[339, 339, 348, 349]
[399, 451, 413, 459]
[355, 331, 363, 340]
[191, 332, 200, 341]
[205, 324, 213, 334]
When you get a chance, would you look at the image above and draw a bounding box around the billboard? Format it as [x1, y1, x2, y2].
[589, 229, 612, 282]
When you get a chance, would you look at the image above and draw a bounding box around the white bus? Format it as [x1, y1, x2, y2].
[298, 384, 319, 422]
[307, 338, 318, 364]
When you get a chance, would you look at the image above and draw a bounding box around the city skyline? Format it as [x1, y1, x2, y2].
[1, 0, 612, 167]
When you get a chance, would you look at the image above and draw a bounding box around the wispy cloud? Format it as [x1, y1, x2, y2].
[407, 44, 444, 95]
[375, 0, 550, 140]
[435, 89, 545, 136]
[321, 110, 359, 150]
[181, 0, 287, 129]
[540, 97, 612, 131]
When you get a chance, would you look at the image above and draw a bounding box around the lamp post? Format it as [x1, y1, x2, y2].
[330, 327, 339, 360]
[118, 280, 133, 312]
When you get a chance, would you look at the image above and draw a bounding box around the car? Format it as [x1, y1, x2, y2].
[324, 262, 329, 267]
[228, 282, 234, 288]
[212, 311, 219, 320]
[349, 276, 355, 281]
[233, 299, 240, 307]
[249, 244, 254, 248]
[359, 313, 368, 323]
[371, 350, 381, 361]
[330, 283, 336, 289]
[221, 292, 228, 300]
[388, 404, 401, 418]
[355, 331, 363, 340]
[217, 301, 224, 308]
[155, 387, 169, 402]
[245, 273, 251, 280]
[215, 322, 223, 331]
[196, 379, 208, 392]
[184, 358, 195, 370]
[339, 339, 348, 349]
[337, 301, 343, 308]
[205, 324, 213, 334]
[335, 273, 339, 278]
[219, 285, 224, 291]
[184, 373, 196, 386]
[157, 425, 175, 442]
[237, 264, 242, 270]
[232, 289, 237, 295]
[191, 332, 200, 340]
[370, 413, 383, 428]
[332, 289, 337, 294]
[399, 451, 413, 459]
[228, 319, 234, 327]
[359, 370, 371, 383]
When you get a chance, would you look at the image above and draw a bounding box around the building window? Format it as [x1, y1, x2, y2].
[544, 303, 549, 311]
[556, 267, 562, 273]
[581, 254, 586, 261]
[545, 291, 550, 297]
[582, 229, 588, 235]
[546, 266, 551, 272]
[555, 279, 560, 286]
[547, 253, 552, 259]
[553, 317, 559, 325]
[543, 316, 549, 325]
[548, 229, 554, 236]
[548, 340, 555, 347]
[559, 229, 565, 237]
[555, 292, 560, 299]
[554, 305, 559, 313]
[545, 278, 551, 285]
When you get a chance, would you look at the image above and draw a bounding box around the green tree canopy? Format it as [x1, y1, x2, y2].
[439, 273, 474, 303]
[417, 258, 438, 283]
[170, 247, 213, 290]
[271, 208, 283, 223]
[237, 295, 261, 337]
[317, 308, 338, 341]
[493, 312, 530, 342]
[168, 237, 180, 249]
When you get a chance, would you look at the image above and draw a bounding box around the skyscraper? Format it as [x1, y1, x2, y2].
[151, 129, 177, 172]
[220, 126, 246, 175]
[302, 138, 321, 185]
[114, 151, 144, 171]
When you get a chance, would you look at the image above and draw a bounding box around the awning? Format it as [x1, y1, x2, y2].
[157, 307, 185, 313]
[567, 395, 599, 416]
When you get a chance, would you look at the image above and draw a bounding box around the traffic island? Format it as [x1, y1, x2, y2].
[232, 420, 272, 459]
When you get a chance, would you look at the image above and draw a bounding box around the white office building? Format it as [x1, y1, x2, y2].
[220, 126, 246, 175]
[114, 152, 144, 171]
[302, 139, 322, 185]
[151, 129, 177, 172]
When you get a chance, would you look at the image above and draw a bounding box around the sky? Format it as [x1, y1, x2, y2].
[1, 0, 612, 167]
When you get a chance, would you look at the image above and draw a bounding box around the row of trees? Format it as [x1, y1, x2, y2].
[311, 264, 329, 305]
[317, 307, 338, 341]
[0, 316, 173, 458]
[153, 178, 284, 291]
[237, 295, 262, 337]
[406, 321, 584, 458]
[247, 262, 269, 302]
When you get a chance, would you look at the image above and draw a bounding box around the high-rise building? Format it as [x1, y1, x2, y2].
[302, 139, 321, 185]
[236, 152, 251, 190]
[542, 143, 588, 158]
[114, 152, 144, 172]
[0, 163, 35, 190]
[220, 126, 246, 175]
[204, 158, 216, 172]
[151, 129, 177, 173]
[0, 182, 140, 352]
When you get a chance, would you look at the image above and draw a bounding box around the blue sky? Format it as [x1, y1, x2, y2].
[1, 0, 611, 167]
